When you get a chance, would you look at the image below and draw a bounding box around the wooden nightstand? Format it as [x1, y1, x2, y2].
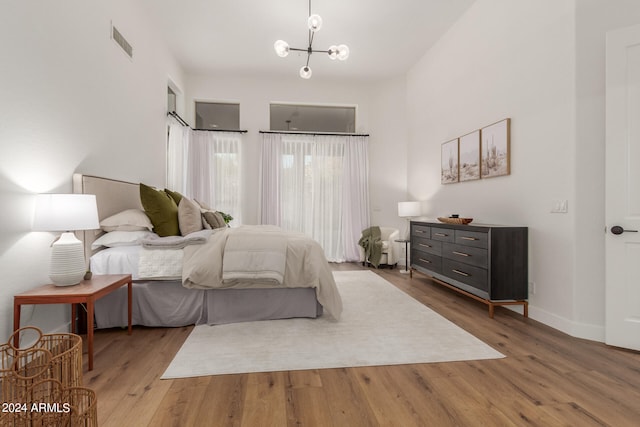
[13, 274, 133, 371]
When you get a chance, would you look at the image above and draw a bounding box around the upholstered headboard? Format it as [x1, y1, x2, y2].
[72, 173, 143, 260]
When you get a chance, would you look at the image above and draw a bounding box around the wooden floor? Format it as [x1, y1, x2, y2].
[84, 263, 640, 426]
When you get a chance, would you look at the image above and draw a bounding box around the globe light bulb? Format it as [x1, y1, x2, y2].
[274, 40, 290, 57]
[337, 44, 349, 61]
[327, 45, 338, 60]
[299, 65, 312, 79]
[307, 14, 323, 32]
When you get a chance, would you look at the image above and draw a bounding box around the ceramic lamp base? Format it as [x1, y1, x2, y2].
[49, 232, 85, 286]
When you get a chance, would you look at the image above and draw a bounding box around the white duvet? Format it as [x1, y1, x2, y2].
[182, 226, 343, 319]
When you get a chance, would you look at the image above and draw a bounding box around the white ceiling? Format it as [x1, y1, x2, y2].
[138, 0, 476, 80]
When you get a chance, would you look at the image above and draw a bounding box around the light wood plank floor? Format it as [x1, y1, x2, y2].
[84, 263, 640, 426]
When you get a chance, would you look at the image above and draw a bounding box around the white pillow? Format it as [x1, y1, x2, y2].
[100, 209, 153, 232]
[91, 230, 156, 250]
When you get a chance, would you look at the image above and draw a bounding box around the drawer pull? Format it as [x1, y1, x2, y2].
[452, 269, 470, 277]
[415, 230, 425, 233]
[452, 251, 470, 257]
[419, 243, 432, 248]
[419, 258, 432, 264]
[461, 236, 478, 241]
[434, 233, 448, 237]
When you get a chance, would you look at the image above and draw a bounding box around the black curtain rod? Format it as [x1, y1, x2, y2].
[167, 111, 248, 133]
[259, 130, 370, 137]
[167, 111, 189, 126]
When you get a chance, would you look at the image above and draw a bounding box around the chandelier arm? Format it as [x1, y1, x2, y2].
[289, 47, 308, 52]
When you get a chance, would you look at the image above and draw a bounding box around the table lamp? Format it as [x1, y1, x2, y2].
[33, 194, 99, 286]
[398, 201, 421, 239]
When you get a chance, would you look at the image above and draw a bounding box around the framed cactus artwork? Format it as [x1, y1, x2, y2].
[459, 130, 481, 181]
[480, 118, 511, 178]
[441, 138, 459, 184]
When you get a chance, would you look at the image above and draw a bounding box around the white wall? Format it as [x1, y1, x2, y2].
[407, 0, 579, 332]
[406, 0, 640, 340]
[185, 73, 408, 233]
[0, 0, 184, 341]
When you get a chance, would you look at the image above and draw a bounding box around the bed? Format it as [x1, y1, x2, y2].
[72, 173, 342, 328]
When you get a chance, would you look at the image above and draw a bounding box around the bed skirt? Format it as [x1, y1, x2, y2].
[94, 280, 323, 329]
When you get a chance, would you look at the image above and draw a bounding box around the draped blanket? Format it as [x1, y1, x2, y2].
[222, 227, 287, 286]
[358, 226, 382, 268]
[182, 225, 343, 320]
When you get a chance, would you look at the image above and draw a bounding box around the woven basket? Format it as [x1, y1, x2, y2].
[1, 327, 82, 403]
[4, 379, 97, 427]
[437, 217, 474, 225]
[0, 345, 52, 403]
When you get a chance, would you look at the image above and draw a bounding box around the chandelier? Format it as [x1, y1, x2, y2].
[273, 0, 349, 79]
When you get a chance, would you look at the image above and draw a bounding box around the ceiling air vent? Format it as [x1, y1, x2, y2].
[111, 23, 133, 59]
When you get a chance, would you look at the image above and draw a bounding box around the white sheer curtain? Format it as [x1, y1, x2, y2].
[260, 132, 369, 262]
[167, 126, 242, 224]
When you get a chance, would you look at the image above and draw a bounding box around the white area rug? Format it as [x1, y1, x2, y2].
[162, 270, 504, 378]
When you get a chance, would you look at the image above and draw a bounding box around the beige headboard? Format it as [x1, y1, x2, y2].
[72, 173, 143, 260]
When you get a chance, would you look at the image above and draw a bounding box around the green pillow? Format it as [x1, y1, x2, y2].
[164, 188, 184, 206]
[139, 183, 180, 236]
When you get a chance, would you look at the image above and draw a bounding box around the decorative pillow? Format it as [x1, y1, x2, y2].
[203, 211, 227, 229]
[165, 188, 184, 206]
[178, 198, 204, 236]
[139, 183, 180, 237]
[91, 230, 156, 250]
[100, 209, 153, 232]
[195, 199, 212, 210]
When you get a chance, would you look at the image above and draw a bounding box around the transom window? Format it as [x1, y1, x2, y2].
[195, 101, 240, 130]
[270, 103, 356, 133]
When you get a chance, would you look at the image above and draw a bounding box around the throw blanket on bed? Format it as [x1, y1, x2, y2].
[138, 230, 212, 280]
[182, 225, 343, 320]
[140, 229, 212, 249]
[358, 226, 382, 268]
[138, 248, 183, 280]
[222, 227, 287, 286]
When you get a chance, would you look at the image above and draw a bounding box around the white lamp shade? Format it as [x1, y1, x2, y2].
[33, 194, 99, 231]
[398, 201, 421, 218]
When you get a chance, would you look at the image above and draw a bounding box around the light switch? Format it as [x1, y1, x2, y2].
[551, 199, 568, 213]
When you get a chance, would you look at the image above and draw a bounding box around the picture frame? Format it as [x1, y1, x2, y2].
[458, 130, 481, 182]
[441, 138, 459, 184]
[480, 118, 510, 178]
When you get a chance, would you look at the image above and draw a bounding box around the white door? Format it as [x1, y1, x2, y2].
[605, 24, 640, 351]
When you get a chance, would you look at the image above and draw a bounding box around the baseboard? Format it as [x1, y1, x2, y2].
[527, 305, 605, 343]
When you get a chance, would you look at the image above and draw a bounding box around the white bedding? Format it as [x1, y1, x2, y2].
[90, 246, 142, 279]
[90, 226, 343, 320]
[91, 245, 184, 281]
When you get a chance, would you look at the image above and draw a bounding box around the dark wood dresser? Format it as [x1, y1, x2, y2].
[410, 221, 528, 317]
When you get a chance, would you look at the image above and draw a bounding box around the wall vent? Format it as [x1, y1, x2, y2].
[111, 23, 133, 59]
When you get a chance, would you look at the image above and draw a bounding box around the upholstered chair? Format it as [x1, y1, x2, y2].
[359, 227, 400, 268]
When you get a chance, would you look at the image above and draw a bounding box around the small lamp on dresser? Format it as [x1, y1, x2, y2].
[33, 193, 99, 286]
[398, 201, 421, 239]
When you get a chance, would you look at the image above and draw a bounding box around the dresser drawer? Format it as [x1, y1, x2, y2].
[455, 230, 488, 249]
[442, 258, 488, 292]
[442, 242, 488, 269]
[412, 224, 431, 238]
[411, 250, 442, 274]
[412, 237, 441, 256]
[431, 227, 455, 243]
